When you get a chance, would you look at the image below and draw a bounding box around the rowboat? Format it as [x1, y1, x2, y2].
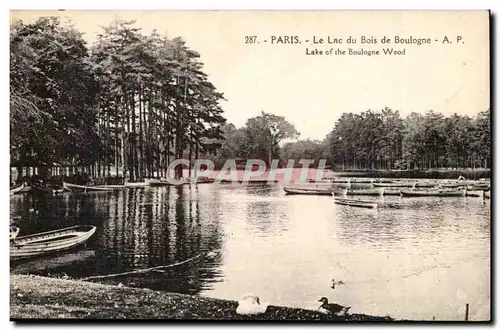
[414, 181, 438, 188]
[284, 186, 332, 196]
[10, 226, 20, 240]
[346, 188, 384, 196]
[145, 178, 171, 186]
[145, 178, 189, 186]
[334, 198, 378, 209]
[63, 182, 114, 192]
[10, 183, 32, 195]
[465, 190, 483, 198]
[440, 181, 468, 188]
[52, 188, 65, 194]
[190, 176, 215, 184]
[383, 188, 401, 196]
[350, 178, 374, 183]
[10, 225, 96, 260]
[484, 191, 490, 199]
[124, 181, 148, 188]
[373, 182, 415, 188]
[400, 188, 466, 197]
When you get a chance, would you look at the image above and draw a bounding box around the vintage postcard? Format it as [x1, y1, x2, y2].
[9, 10, 490, 322]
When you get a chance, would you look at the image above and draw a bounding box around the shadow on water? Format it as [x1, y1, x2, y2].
[10, 187, 225, 295]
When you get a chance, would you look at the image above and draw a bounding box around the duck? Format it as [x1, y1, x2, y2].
[330, 278, 345, 289]
[317, 297, 351, 316]
[235, 293, 268, 315]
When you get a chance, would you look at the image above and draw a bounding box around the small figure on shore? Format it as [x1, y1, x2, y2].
[317, 297, 351, 316]
[236, 293, 268, 315]
[331, 278, 345, 289]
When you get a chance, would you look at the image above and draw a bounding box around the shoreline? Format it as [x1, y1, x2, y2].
[10, 274, 394, 321]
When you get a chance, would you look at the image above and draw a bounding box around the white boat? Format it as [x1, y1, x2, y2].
[63, 182, 114, 192]
[346, 188, 384, 196]
[334, 198, 378, 209]
[383, 188, 401, 196]
[10, 225, 96, 260]
[400, 188, 466, 197]
[373, 182, 415, 188]
[284, 186, 333, 196]
[124, 181, 148, 188]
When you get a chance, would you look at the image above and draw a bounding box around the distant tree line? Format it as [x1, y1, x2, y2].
[10, 17, 226, 181]
[281, 107, 490, 170]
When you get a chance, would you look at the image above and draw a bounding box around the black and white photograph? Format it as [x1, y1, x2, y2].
[9, 10, 491, 322]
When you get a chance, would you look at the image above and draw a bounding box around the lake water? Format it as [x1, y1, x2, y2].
[10, 182, 490, 321]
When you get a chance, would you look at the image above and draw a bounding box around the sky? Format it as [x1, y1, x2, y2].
[11, 10, 490, 140]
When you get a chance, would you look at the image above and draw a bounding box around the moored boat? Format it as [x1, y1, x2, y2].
[346, 188, 384, 196]
[383, 188, 401, 196]
[63, 182, 114, 192]
[10, 226, 20, 240]
[334, 198, 377, 209]
[10, 183, 32, 195]
[189, 176, 215, 184]
[373, 182, 415, 188]
[124, 181, 148, 188]
[284, 186, 332, 196]
[465, 190, 483, 198]
[10, 225, 96, 260]
[400, 188, 466, 197]
[414, 181, 438, 188]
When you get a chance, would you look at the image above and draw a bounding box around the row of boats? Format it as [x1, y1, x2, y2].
[10, 177, 217, 195]
[10, 225, 96, 260]
[284, 178, 491, 209]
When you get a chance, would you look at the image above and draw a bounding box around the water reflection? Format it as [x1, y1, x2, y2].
[10, 184, 490, 320]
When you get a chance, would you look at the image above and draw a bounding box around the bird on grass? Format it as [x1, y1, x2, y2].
[317, 297, 351, 316]
[236, 293, 269, 315]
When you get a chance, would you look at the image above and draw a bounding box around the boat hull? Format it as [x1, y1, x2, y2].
[284, 187, 332, 196]
[334, 198, 377, 209]
[63, 182, 114, 192]
[346, 188, 384, 196]
[401, 189, 466, 197]
[10, 225, 96, 260]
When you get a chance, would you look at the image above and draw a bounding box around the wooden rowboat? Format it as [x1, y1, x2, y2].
[373, 182, 415, 188]
[346, 188, 384, 196]
[10, 225, 96, 260]
[383, 188, 401, 196]
[334, 198, 378, 209]
[284, 186, 332, 196]
[63, 182, 114, 192]
[400, 188, 466, 197]
[10, 226, 20, 240]
[10, 183, 32, 195]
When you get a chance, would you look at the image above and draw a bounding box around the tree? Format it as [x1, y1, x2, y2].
[245, 111, 299, 166]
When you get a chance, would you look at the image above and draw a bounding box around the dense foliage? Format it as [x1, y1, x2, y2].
[11, 17, 226, 180]
[10, 18, 490, 177]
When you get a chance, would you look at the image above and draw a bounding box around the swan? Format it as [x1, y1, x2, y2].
[236, 293, 269, 315]
[317, 297, 351, 316]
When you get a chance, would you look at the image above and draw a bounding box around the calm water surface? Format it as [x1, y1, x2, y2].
[10, 183, 490, 321]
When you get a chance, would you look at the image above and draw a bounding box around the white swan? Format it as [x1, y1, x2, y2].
[236, 293, 269, 315]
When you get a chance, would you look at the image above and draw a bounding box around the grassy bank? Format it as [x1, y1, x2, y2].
[10, 275, 393, 321]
